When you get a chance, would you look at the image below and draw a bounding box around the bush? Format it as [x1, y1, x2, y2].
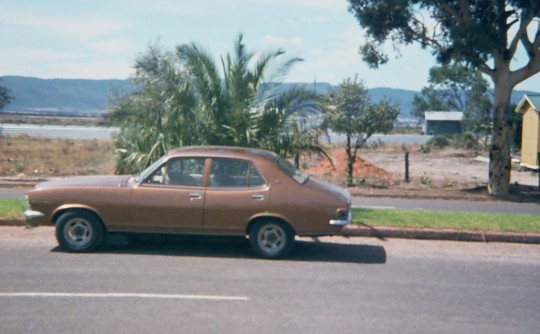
[427, 135, 451, 148]
[458, 132, 479, 149]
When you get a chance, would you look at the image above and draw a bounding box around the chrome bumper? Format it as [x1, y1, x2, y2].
[329, 211, 351, 226]
[24, 210, 45, 220]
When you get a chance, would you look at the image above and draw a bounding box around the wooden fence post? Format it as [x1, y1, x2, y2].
[404, 152, 410, 183]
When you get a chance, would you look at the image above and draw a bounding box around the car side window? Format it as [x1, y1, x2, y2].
[209, 159, 265, 188]
[146, 158, 205, 187]
[165, 158, 205, 186]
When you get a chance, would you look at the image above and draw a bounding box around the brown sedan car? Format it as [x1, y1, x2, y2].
[25, 146, 351, 258]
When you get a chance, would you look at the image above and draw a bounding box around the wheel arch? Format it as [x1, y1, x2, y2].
[52, 205, 106, 231]
[246, 215, 296, 236]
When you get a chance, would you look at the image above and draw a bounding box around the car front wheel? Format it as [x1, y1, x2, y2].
[55, 211, 105, 252]
[249, 220, 294, 259]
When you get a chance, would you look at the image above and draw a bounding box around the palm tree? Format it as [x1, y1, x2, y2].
[177, 33, 329, 163]
[111, 34, 329, 174]
[110, 44, 198, 173]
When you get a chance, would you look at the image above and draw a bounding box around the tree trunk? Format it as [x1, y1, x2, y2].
[294, 153, 300, 169]
[345, 134, 354, 187]
[488, 80, 514, 196]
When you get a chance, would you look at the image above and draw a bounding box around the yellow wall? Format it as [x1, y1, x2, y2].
[521, 107, 540, 167]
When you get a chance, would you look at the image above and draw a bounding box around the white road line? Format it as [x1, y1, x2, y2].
[0, 292, 249, 301]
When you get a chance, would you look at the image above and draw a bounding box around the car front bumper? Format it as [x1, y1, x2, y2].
[24, 210, 45, 220]
[329, 211, 351, 226]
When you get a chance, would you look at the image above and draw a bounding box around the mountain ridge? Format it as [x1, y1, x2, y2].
[1, 75, 537, 119]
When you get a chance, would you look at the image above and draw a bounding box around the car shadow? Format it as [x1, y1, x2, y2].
[51, 233, 386, 264]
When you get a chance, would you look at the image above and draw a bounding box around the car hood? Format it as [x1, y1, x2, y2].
[304, 177, 351, 204]
[33, 175, 131, 190]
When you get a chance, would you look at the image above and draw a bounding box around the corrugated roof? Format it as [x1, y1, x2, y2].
[424, 111, 463, 121]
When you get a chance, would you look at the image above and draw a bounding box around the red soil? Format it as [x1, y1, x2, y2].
[306, 149, 394, 180]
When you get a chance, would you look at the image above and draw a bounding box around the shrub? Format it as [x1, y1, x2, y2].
[458, 132, 479, 149]
[427, 135, 451, 148]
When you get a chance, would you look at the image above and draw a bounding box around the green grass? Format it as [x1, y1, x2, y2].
[352, 208, 540, 233]
[0, 198, 26, 220]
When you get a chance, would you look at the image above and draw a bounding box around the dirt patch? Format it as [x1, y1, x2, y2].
[0, 136, 115, 177]
[306, 149, 395, 180]
[306, 146, 540, 201]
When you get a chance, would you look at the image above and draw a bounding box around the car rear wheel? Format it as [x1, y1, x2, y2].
[55, 211, 105, 252]
[249, 220, 294, 259]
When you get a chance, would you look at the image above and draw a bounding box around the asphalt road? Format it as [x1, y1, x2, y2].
[352, 196, 540, 214]
[0, 187, 28, 199]
[2, 186, 539, 214]
[1, 123, 431, 144]
[1, 227, 539, 334]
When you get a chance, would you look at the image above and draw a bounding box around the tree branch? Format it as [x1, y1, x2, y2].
[407, 16, 445, 51]
[509, 14, 533, 59]
[530, 19, 540, 55]
[477, 63, 494, 77]
[437, 0, 461, 22]
[458, 0, 471, 22]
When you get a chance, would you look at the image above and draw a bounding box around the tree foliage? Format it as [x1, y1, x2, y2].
[0, 80, 12, 111]
[412, 63, 492, 141]
[323, 76, 400, 186]
[348, 0, 540, 195]
[110, 35, 327, 174]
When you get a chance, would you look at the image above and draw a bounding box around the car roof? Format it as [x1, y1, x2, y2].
[167, 146, 279, 162]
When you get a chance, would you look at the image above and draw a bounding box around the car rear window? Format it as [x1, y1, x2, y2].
[209, 158, 266, 188]
[276, 158, 309, 184]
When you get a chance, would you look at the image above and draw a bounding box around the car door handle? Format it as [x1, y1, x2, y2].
[251, 194, 264, 200]
[189, 192, 202, 199]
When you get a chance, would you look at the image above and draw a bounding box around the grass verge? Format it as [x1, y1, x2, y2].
[352, 208, 540, 234]
[0, 198, 26, 220]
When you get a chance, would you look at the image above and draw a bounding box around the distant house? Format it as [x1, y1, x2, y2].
[515, 95, 540, 170]
[423, 111, 463, 135]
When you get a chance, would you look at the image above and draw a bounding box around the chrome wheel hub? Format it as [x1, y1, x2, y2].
[257, 224, 285, 254]
[64, 218, 93, 247]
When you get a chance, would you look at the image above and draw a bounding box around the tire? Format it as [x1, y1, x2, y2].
[249, 220, 294, 259]
[55, 211, 105, 252]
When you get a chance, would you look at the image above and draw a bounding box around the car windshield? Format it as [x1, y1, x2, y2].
[135, 155, 167, 183]
[276, 158, 309, 184]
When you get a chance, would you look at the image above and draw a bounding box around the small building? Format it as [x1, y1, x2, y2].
[515, 95, 540, 170]
[423, 111, 463, 135]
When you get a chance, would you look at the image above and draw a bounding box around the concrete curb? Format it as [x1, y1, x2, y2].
[0, 219, 26, 227]
[340, 225, 540, 244]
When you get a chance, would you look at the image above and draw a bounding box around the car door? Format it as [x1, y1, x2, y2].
[129, 157, 207, 233]
[203, 158, 269, 234]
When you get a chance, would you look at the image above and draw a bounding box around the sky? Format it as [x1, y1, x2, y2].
[1, 0, 539, 91]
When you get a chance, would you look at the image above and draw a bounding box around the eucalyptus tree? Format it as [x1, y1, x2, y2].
[348, 0, 540, 195]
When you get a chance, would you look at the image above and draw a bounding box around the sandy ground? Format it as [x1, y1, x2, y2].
[361, 149, 538, 187]
[306, 147, 539, 199]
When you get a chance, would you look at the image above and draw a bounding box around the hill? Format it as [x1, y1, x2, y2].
[0, 76, 132, 116]
[1, 76, 538, 119]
